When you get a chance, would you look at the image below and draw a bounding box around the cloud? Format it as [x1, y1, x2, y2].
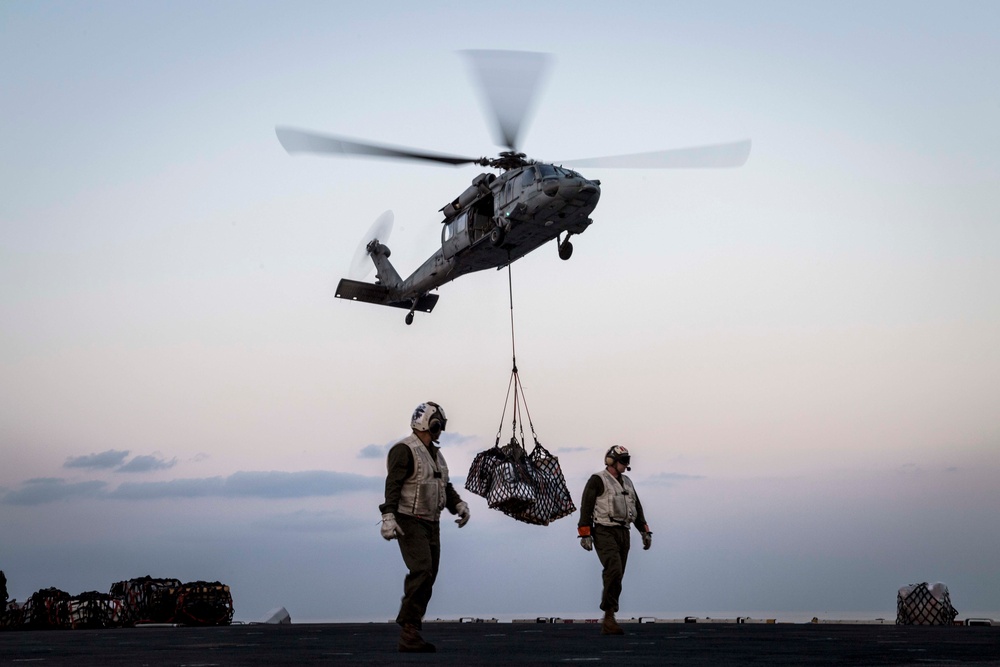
[358, 444, 387, 459]
[556, 446, 588, 454]
[117, 455, 178, 473]
[63, 450, 130, 470]
[645, 472, 706, 486]
[2, 478, 108, 505]
[108, 470, 381, 501]
[359, 431, 480, 459]
[2, 470, 381, 505]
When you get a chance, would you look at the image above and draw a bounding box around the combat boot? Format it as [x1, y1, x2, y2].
[601, 611, 625, 635]
[398, 623, 436, 653]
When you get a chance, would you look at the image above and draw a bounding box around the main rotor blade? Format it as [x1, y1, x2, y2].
[275, 127, 478, 166]
[461, 50, 551, 151]
[556, 139, 752, 169]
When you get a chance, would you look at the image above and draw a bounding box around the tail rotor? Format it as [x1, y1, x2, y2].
[348, 210, 394, 280]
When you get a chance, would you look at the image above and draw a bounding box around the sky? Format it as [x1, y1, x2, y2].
[2, 0, 998, 622]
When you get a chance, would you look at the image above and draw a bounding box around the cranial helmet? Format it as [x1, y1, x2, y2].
[605, 445, 631, 468]
[411, 402, 447, 438]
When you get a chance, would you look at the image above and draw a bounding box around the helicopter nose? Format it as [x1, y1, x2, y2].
[544, 177, 600, 201]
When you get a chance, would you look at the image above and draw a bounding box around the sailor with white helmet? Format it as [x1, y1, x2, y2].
[380, 401, 470, 653]
[577, 445, 652, 635]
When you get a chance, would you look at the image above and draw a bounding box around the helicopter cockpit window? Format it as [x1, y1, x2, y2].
[521, 168, 535, 185]
[536, 164, 558, 179]
[554, 167, 579, 178]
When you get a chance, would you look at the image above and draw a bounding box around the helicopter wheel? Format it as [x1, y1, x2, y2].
[490, 226, 506, 247]
[405, 312, 414, 325]
[558, 239, 574, 260]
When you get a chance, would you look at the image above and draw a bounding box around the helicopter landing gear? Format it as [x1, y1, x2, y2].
[558, 233, 574, 260]
[405, 312, 414, 325]
[490, 225, 506, 247]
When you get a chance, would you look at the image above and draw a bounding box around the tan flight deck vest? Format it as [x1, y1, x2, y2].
[593, 469, 638, 527]
[396, 434, 450, 521]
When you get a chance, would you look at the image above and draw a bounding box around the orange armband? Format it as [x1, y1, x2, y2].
[578, 525, 591, 537]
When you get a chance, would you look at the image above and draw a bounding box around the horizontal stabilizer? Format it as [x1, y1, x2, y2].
[335, 279, 439, 313]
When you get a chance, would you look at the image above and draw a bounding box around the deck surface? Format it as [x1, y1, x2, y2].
[1, 621, 998, 665]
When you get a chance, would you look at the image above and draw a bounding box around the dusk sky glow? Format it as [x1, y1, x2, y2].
[2, 1, 998, 622]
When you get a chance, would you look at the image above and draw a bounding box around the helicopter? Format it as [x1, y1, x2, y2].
[277, 51, 750, 325]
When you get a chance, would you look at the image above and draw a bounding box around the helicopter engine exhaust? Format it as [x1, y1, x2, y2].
[441, 173, 495, 219]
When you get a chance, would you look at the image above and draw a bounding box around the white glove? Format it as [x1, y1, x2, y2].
[455, 501, 470, 528]
[380, 513, 404, 541]
[580, 536, 594, 551]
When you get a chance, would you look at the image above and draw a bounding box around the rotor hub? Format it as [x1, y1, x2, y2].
[477, 151, 532, 171]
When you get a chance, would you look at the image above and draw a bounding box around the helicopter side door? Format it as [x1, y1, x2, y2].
[442, 211, 470, 259]
[497, 169, 522, 211]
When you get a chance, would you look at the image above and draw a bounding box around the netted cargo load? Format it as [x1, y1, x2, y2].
[0, 570, 10, 631]
[468, 441, 536, 515]
[896, 582, 958, 625]
[466, 439, 575, 526]
[471, 262, 577, 526]
[23, 587, 71, 630]
[1, 600, 24, 631]
[68, 591, 124, 629]
[169, 581, 234, 626]
[517, 442, 576, 525]
[110, 576, 181, 626]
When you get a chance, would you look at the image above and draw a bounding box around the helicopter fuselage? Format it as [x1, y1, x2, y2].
[337, 162, 600, 322]
[286, 50, 748, 325]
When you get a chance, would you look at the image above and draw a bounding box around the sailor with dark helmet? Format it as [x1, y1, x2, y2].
[379, 401, 470, 652]
[577, 445, 652, 635]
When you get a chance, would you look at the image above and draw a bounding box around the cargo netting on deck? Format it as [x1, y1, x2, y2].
[22, 587, 71, 630]
[170, 581, 235, 626]
[1, 574, 235, 631]
[896, 582, 958, 625]
[464, 262, 576, 526]
[67, 591, 123, 629]
[111, 576, 182, 626]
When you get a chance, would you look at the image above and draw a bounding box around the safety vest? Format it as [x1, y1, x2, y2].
[397, 434, 449, 521]
[593, 469, 637, 527]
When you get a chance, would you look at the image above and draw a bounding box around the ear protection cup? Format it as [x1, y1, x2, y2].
[420, 401, 446, 438]
[605, 445, 631, 469]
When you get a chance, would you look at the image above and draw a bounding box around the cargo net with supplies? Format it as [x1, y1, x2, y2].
[466, 437, 575, 526]
[0, 575, 234, 631]
[466, 259, 576, 526]
[112, 577, 235, 627]
[896, 582, 958, 625]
